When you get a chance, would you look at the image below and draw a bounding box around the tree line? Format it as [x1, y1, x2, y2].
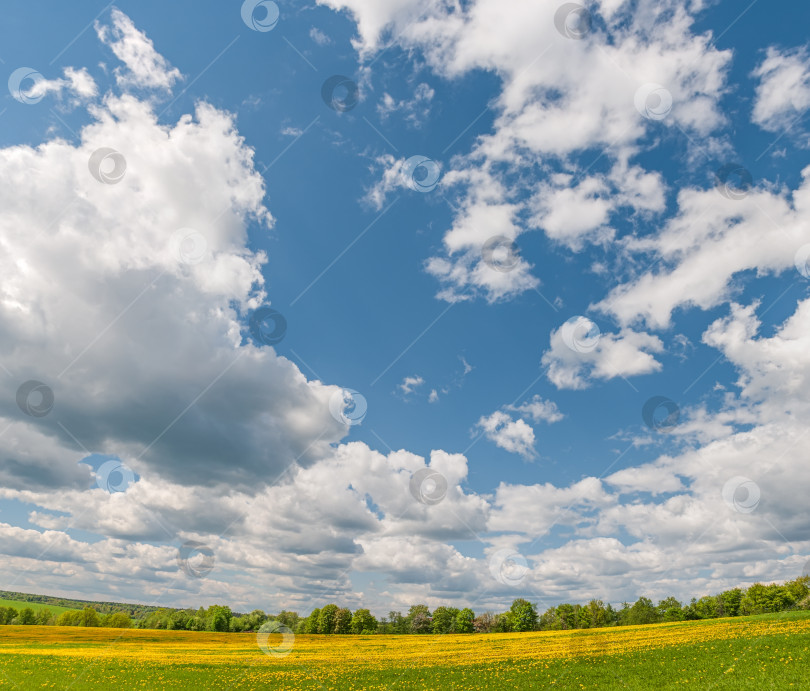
[0, 589, 160, 618]
[2, 575, 808, 633]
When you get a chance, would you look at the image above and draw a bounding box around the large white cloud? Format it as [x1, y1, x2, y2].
[0, 19, 352, 492]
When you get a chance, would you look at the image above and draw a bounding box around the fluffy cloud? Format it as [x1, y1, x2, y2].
[752, 46, 810, 133]
[476, 396, 562, 458]
[506, 395, 563, 424]
[596, 171, 810, 329]
[529, 164, 666, 250]
[476, 411, 537, 458]
[96, 8, 182, 91]
[398, 375, 425, 395]
[542, 322, 664, 389]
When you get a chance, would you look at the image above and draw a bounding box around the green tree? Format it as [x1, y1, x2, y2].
[604, 603, 619, 627]
[693, 596, 718, 619]
[431, 606, 460, 634]
[276, 610, 299, 631]
[0, 607, 17, 625]
[387, 611, 407, 634]
[455, 608, 475, 633]
[305, 608, 321, 634]
[35, 608, 53, 626]
[56, 610, 80, 626]
[407, 605, 432, 634]
[493, 612, 512, 633]
[317, 604, 339, 634]
[657, 597, 683, 622]
[718, 588, 743, 617]
[764, 584, 795, 612]
[78, 607, 101, 627]
[350, 608, 377, 634]
[508, 599, 538, 632]
[206, 605, 232, 632]
[334, 608, 352, 634]
[785, 577, 810, 606]
[105, 612, 132, 628]
[17, 607, 35, 625]
[740, 584, 769, 615]
[555, 603, 576, 630]
[626, 597, 658, 625]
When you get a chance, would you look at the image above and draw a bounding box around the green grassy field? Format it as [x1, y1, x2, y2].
[0, 611, 808, 689]
[0, 598, 79, 616]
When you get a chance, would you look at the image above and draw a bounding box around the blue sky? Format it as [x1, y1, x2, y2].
[0, 0, 809, 616]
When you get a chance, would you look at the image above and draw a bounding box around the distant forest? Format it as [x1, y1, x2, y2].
[1, 575, 808, 634]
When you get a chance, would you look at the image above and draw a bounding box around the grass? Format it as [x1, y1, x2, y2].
[0, 598, 79, 616]
[0, 611, 808, 689]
